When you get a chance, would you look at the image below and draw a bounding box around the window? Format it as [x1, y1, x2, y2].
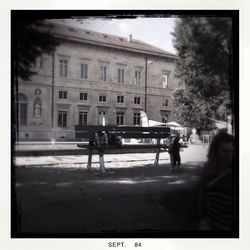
[79, 111, 88, 125]
[18, 94, 28, 126]
[162, 115, 168, 123]
[19, 103, 27, 126]
[163, 99, 169, 106]
[59, 59, 68, 77]
[99, 95, 107, 102]
[134, 97, 141, 104]
[100, 65, 107, 81]
[59, 90, 67, 99]
[80, 63, 88, 79]
[58, 111, 67, 127]
[117, 95, 124, 103]
[118, 68, 125, 83]
[80, 92, 88, 101]
[133, 112, 141, 126]
[98, 111, 107, 125]
[134, 70, 141, 85]
[116, 112, 124, 126]
[163, 74, 169, 88]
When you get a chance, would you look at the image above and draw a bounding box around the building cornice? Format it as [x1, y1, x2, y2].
[55, 33, 177, 61]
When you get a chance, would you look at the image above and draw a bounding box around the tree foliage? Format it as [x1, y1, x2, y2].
[171, 17, 233, 128]
[13, 19, 59, 81]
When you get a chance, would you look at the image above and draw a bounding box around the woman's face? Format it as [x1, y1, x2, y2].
[218, 142, 233, 166]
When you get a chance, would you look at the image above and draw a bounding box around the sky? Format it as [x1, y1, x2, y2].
[53, 17, 177, 55]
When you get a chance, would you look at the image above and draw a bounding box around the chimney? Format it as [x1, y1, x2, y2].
[128, 34, 132, 42]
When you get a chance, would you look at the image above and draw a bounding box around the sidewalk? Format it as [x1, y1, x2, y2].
[14, 143, 208, 168]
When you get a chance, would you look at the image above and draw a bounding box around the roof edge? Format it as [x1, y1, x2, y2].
[54, 32, 178, 60]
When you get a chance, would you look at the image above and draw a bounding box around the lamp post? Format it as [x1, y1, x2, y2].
[145, 56, 148, 113]
[50, 49, 56, 144]
[144, 56, 152, 113]
[51, 50, 55, 128]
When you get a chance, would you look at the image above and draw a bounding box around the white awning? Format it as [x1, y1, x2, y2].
[148, 120, 166, 126]
[166, 121, 182, 127]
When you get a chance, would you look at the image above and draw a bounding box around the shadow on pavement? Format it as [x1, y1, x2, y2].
[13, 163, 204, 237]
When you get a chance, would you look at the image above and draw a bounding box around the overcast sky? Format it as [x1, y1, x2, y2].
[53, 17, 177, 55]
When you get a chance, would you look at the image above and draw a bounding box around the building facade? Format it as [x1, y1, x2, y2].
[16, 22, 179, 140]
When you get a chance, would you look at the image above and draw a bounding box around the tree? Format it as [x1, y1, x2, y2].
[12, 18, 59, 141]
[171, 17, 233, 128]
[13, 19, 59, 81]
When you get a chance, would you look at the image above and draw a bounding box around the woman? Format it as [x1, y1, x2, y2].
[198, 131, 237, 230]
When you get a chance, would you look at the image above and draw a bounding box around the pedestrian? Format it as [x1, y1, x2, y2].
[171, 136, 181, 172]
[197, 131, 237, 231]
[167, 136, 174, 167]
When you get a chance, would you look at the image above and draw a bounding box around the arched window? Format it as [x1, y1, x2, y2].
[18, 93, 28, 126]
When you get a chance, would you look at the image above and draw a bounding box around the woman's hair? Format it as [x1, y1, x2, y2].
[207, 131, 234, 167]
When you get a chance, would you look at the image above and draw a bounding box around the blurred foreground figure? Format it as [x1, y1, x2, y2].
[198, 131, 237, 230]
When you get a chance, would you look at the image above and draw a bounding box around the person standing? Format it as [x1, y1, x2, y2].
[167, 136, 174, 169]
[172, 136, 181, 172]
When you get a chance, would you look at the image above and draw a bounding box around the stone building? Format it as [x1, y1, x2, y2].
[17, 22, 179, 140]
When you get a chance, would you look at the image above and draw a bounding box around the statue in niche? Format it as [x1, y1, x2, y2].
[32, 98, 42, 126]
[189, 128, 202, 144]
[34, 102, 41, 118]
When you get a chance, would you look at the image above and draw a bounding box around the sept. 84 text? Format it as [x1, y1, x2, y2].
[108, 242, 142, 248]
